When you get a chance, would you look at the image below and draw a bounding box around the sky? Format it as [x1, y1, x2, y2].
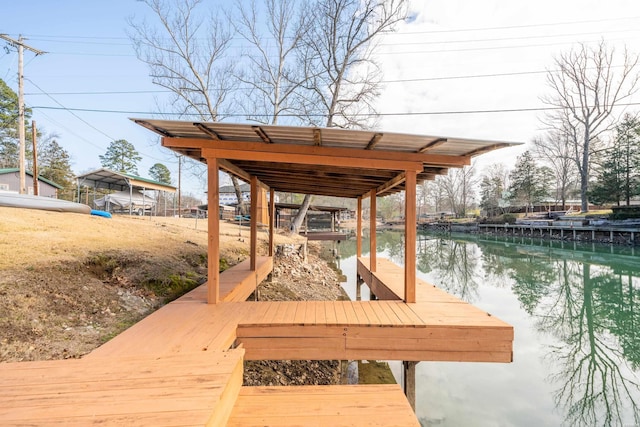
[2, 0, 640, 200]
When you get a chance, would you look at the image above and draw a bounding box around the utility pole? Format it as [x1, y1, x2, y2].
[32, 120, 38, 196]
[0, 34, 46, 194]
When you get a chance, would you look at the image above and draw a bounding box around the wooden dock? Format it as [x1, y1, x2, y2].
[478, 222, 640, 243]
[0, 256, 512, 425]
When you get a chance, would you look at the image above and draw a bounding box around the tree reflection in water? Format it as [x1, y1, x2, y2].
[452, 236, 640, 426]
[336, 231, 640, 425]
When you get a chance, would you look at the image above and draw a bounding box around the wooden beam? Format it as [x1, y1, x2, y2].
[404, 169, 417, 303]
[201, 147, 423, 172]
[417, 137, 447, 153]
[370, 189, 377, 273]
[269, 188, 275, 257]
[313, 128, 322, 146]
[376, 172, 406, 196]
[163, 137, 467, 167]
[193, 122, 221, 140]
[218, 159, 251, 183]
[365, 132, 383, 150]
[464, 143, 511, 157]
[206, 157, 220, 304]
[357, 197, 362, 258]
[252, 126, 273, 143]
[250, 176, 258, 271]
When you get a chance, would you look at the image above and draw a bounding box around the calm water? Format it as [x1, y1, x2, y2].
[330, 231, 640, 427]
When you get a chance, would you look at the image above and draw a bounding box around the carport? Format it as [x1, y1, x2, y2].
[76, 168, 176, 215]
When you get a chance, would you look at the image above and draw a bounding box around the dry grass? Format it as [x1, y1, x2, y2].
[0, 207, 304, 270]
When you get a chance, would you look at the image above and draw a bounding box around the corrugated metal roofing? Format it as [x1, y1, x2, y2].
[133, 118, 520, 198]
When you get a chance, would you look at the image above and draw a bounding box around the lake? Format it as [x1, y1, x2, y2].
[330, 231, 640, 427]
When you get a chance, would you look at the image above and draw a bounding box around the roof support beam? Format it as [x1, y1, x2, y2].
[313, 128, 322, 146]
[162, 137, 467, 167]
[465, 143, 511, 157]
[365, 133, 383, 150]
[252, 126, 273, 143]
[218, 159, 251, 183]
[193, 122, 222, 140]
[201, 147, 423, 172]
[417, 138, 447, 153]
[375, 172, 406, 196]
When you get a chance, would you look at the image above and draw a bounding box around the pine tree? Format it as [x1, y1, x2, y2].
[99, 139, 142, 174]
[38, 139, 75, 198]
[590, 115, 640, 206]
[508, 151, 550, 215]
[149, 163, 171, 184]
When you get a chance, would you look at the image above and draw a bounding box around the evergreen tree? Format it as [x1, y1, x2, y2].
[99, 139, 142, 174]
[38, 139, 75, 198]
[508, 151, 550, 215]
[149, 163, 171, 184]
[590, 115, 640, 206]
[0, 78, 32, 168]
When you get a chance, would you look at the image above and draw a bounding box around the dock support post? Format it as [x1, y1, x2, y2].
[370, 189, 377, 272]
[268, 188, 275, 257]
[357, 197, 362, 258]
[250, 176, 258, 271]
[404, 170, 417, 303]
[403, 361, 417, 411]
[206, 157, 220, 304]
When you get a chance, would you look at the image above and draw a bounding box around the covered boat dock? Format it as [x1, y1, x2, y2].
[0, 120, 517, 426]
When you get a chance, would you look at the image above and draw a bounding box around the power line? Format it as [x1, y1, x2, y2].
[29, 102, 640, 117]
[26, 79, 175, 164]
[389, 15, 640, 35]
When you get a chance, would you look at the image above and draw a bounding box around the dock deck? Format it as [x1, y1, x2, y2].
[0, 256, 513, 425]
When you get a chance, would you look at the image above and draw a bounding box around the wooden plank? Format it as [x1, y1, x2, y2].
[228, 385, 419, 427]
[376, 301, 404, 325]
[237, 325, 348, 338]
[316, 301, 328, 324]
[333, 301, 349, 325]
[359, 301, 382, 326]
[0, 350, 244, 426]
[293, 301, 307, 325]
[352, 301, 371, 325]
[345, 349, 513, 363]
[346, 337, 513, 352]
[342, 302, 360, 325]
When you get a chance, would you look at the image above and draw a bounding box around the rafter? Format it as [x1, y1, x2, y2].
[252, 126, 273, 143]
[313, 128, 322, 146]
[194, 122, 221, 140]
[365, 133, 383, 150]
[417, 138, 447, 153]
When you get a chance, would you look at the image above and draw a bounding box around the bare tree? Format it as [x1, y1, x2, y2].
[233, 0, 308, 125]
[542, 41, 639, 212]
[479, 163, 510, 217]
[288, 0, 407, 233]
[440, 164, 477, 218]
[532, 130, 579, 210]
[128, 0, 245, 208]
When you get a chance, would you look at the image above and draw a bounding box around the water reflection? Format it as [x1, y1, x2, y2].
[338, 231, 640, 426]
[418, 239, 640, 426]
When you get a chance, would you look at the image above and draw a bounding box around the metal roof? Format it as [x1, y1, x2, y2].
[133, 118, 520, 198]
[76, 168, 177, 193]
